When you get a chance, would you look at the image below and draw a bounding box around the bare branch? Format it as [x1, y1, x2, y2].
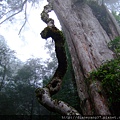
[18, 3, 27, 35]
[0, 0, 28, 25]
[0, 9, 22, 24]
[0, 9, 14, 19]
[0, 4, 24, 20]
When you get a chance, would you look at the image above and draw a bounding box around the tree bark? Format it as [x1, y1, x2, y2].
[49, 0, 120, 115]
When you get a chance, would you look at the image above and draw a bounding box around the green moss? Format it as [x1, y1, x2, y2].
[89, 59, 120, 114]
[40, 26, 67, 96]
[40, 26, 81, 115]
[52, 41, 81, 114]
[40, 26, 65, 42]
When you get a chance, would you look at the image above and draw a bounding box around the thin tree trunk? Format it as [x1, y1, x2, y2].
[0, 66, 7, 91]
[50, 0, 119, 115]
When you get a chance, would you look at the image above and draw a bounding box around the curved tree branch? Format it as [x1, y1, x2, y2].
[35, 1, 81, 115]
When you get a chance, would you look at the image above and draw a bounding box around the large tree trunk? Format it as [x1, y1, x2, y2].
[49, 0, 120, 115]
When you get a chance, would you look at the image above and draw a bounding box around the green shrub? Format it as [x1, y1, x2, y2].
[89, 37, 120, 114]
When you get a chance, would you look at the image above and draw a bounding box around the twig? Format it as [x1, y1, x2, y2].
[0, 0, 28, 25]
[18, 3, 27, 35]
[0, 9, 22, 24]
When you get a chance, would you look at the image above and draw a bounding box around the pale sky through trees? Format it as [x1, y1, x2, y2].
[0, 0, 61, 62]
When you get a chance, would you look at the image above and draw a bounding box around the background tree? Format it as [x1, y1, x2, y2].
[0, 57, 52, 115]
[0, 35, 18, 91]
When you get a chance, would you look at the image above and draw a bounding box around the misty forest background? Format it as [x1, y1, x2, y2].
[0, 0, 120, 116]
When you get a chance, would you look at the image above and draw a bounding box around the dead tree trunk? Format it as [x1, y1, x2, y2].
[49, 0, 120, 115]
